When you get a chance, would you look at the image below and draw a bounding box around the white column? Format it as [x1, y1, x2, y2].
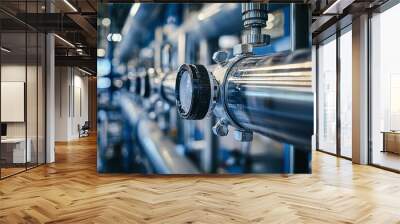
[352, 14, 369, 164]
[46, 32, 55, 163]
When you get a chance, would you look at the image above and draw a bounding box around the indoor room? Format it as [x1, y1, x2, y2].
[0, 1, 400, 223]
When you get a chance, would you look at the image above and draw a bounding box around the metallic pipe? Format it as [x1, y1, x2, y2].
[175, 50, 312, 147]
[119, 3, 241, 64]
[224, 50, 313, 147]
[120, 93, 141, 126]
[241, 3, 269, 46]
[160, 71, 177, 104]
[120, 92, 199, 174]
[168, 3, 242, 43]
[98, 92, 142, 173]
[136, 118, 200, 174]
[117, 4, 163, 63]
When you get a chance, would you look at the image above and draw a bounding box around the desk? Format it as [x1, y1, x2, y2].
[382, 131, 400, 154]
[1, 138, 31, 163]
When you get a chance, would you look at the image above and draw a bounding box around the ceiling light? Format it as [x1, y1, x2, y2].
[76, 49, 84, 55]
[78, 67, 92, 76]
[129, 3, 141, 17]
[322, 0, 352, 15]
[111, 33, 122, 42]
[1, 47, 11, 53]
[63, 0, 78, 12]
[102, 18, 111, 27]
[97, 48, 106, 57]
[107, 33, 112, 42]
[107, 33, 122, 42]
[54, 34, 75, 48]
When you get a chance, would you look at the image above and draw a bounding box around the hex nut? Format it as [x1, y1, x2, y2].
[233, 44, 253, 56]
[212, 51, 229, 65]
[212, 120, 229, 136]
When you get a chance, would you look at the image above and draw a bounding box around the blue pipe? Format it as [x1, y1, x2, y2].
[171, 3, 242, 43]
[118, 3, 243, 63]
[117, 4, 163, 63]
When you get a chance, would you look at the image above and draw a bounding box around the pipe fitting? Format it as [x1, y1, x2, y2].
[233, 43, 253, 56]
[241, 3, 270, 46]
[212, 119, 229, 136]
[174, 49, 313, 147]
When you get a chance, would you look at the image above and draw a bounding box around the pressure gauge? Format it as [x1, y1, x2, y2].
[175, 64, 211, 120]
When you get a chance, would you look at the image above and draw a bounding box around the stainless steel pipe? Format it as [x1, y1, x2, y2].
[224, 50, 313, 147]
[175, 49, 313, 148]
[137, 118, 200, 174]
[160, 72, 177, 105]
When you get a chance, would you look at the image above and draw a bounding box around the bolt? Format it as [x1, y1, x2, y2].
[212, 51, 229, 65]
[212, 119, 229, 136]
[233, 43, 253, 56]
[234, 130, 253, 142]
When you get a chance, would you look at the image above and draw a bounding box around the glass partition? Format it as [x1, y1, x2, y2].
[27, 30, 38, 169]
[0, 0, 46, 179]
[1, 28, 28, 178]
[38, 32, 45, 165]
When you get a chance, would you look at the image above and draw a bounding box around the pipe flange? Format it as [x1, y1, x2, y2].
[218, 55, 250, 132]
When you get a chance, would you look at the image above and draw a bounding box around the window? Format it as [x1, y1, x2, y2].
[318, 36, 337, 154]
[370, 2, 400, 171]
[339, 27, 352, 158]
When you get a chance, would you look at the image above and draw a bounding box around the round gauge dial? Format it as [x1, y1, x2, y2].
[175, 64, 211, 120]
[179, 71, 193, 114]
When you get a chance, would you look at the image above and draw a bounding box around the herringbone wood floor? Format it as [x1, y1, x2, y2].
[1, 135, 400, 224]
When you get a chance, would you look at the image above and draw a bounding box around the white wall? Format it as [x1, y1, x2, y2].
[72, 73, 89, 138]
[1, 65, 34, 138]
[54, 67, 89, 141]
[55, 66, 69, 141]
[1, 63, 46, 164]
[1, 65, 26, 138]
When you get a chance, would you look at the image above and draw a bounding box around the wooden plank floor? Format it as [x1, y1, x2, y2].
[1, 135, 400, 224]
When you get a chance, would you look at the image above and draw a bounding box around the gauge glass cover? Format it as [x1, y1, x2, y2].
[179, 71, 193, 114]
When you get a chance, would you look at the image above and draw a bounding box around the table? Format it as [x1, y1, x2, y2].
[382, 131, 400, 154]
[1, 138, 31, 164]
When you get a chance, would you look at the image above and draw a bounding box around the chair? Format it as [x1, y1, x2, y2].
[78, 121, 90, 138]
